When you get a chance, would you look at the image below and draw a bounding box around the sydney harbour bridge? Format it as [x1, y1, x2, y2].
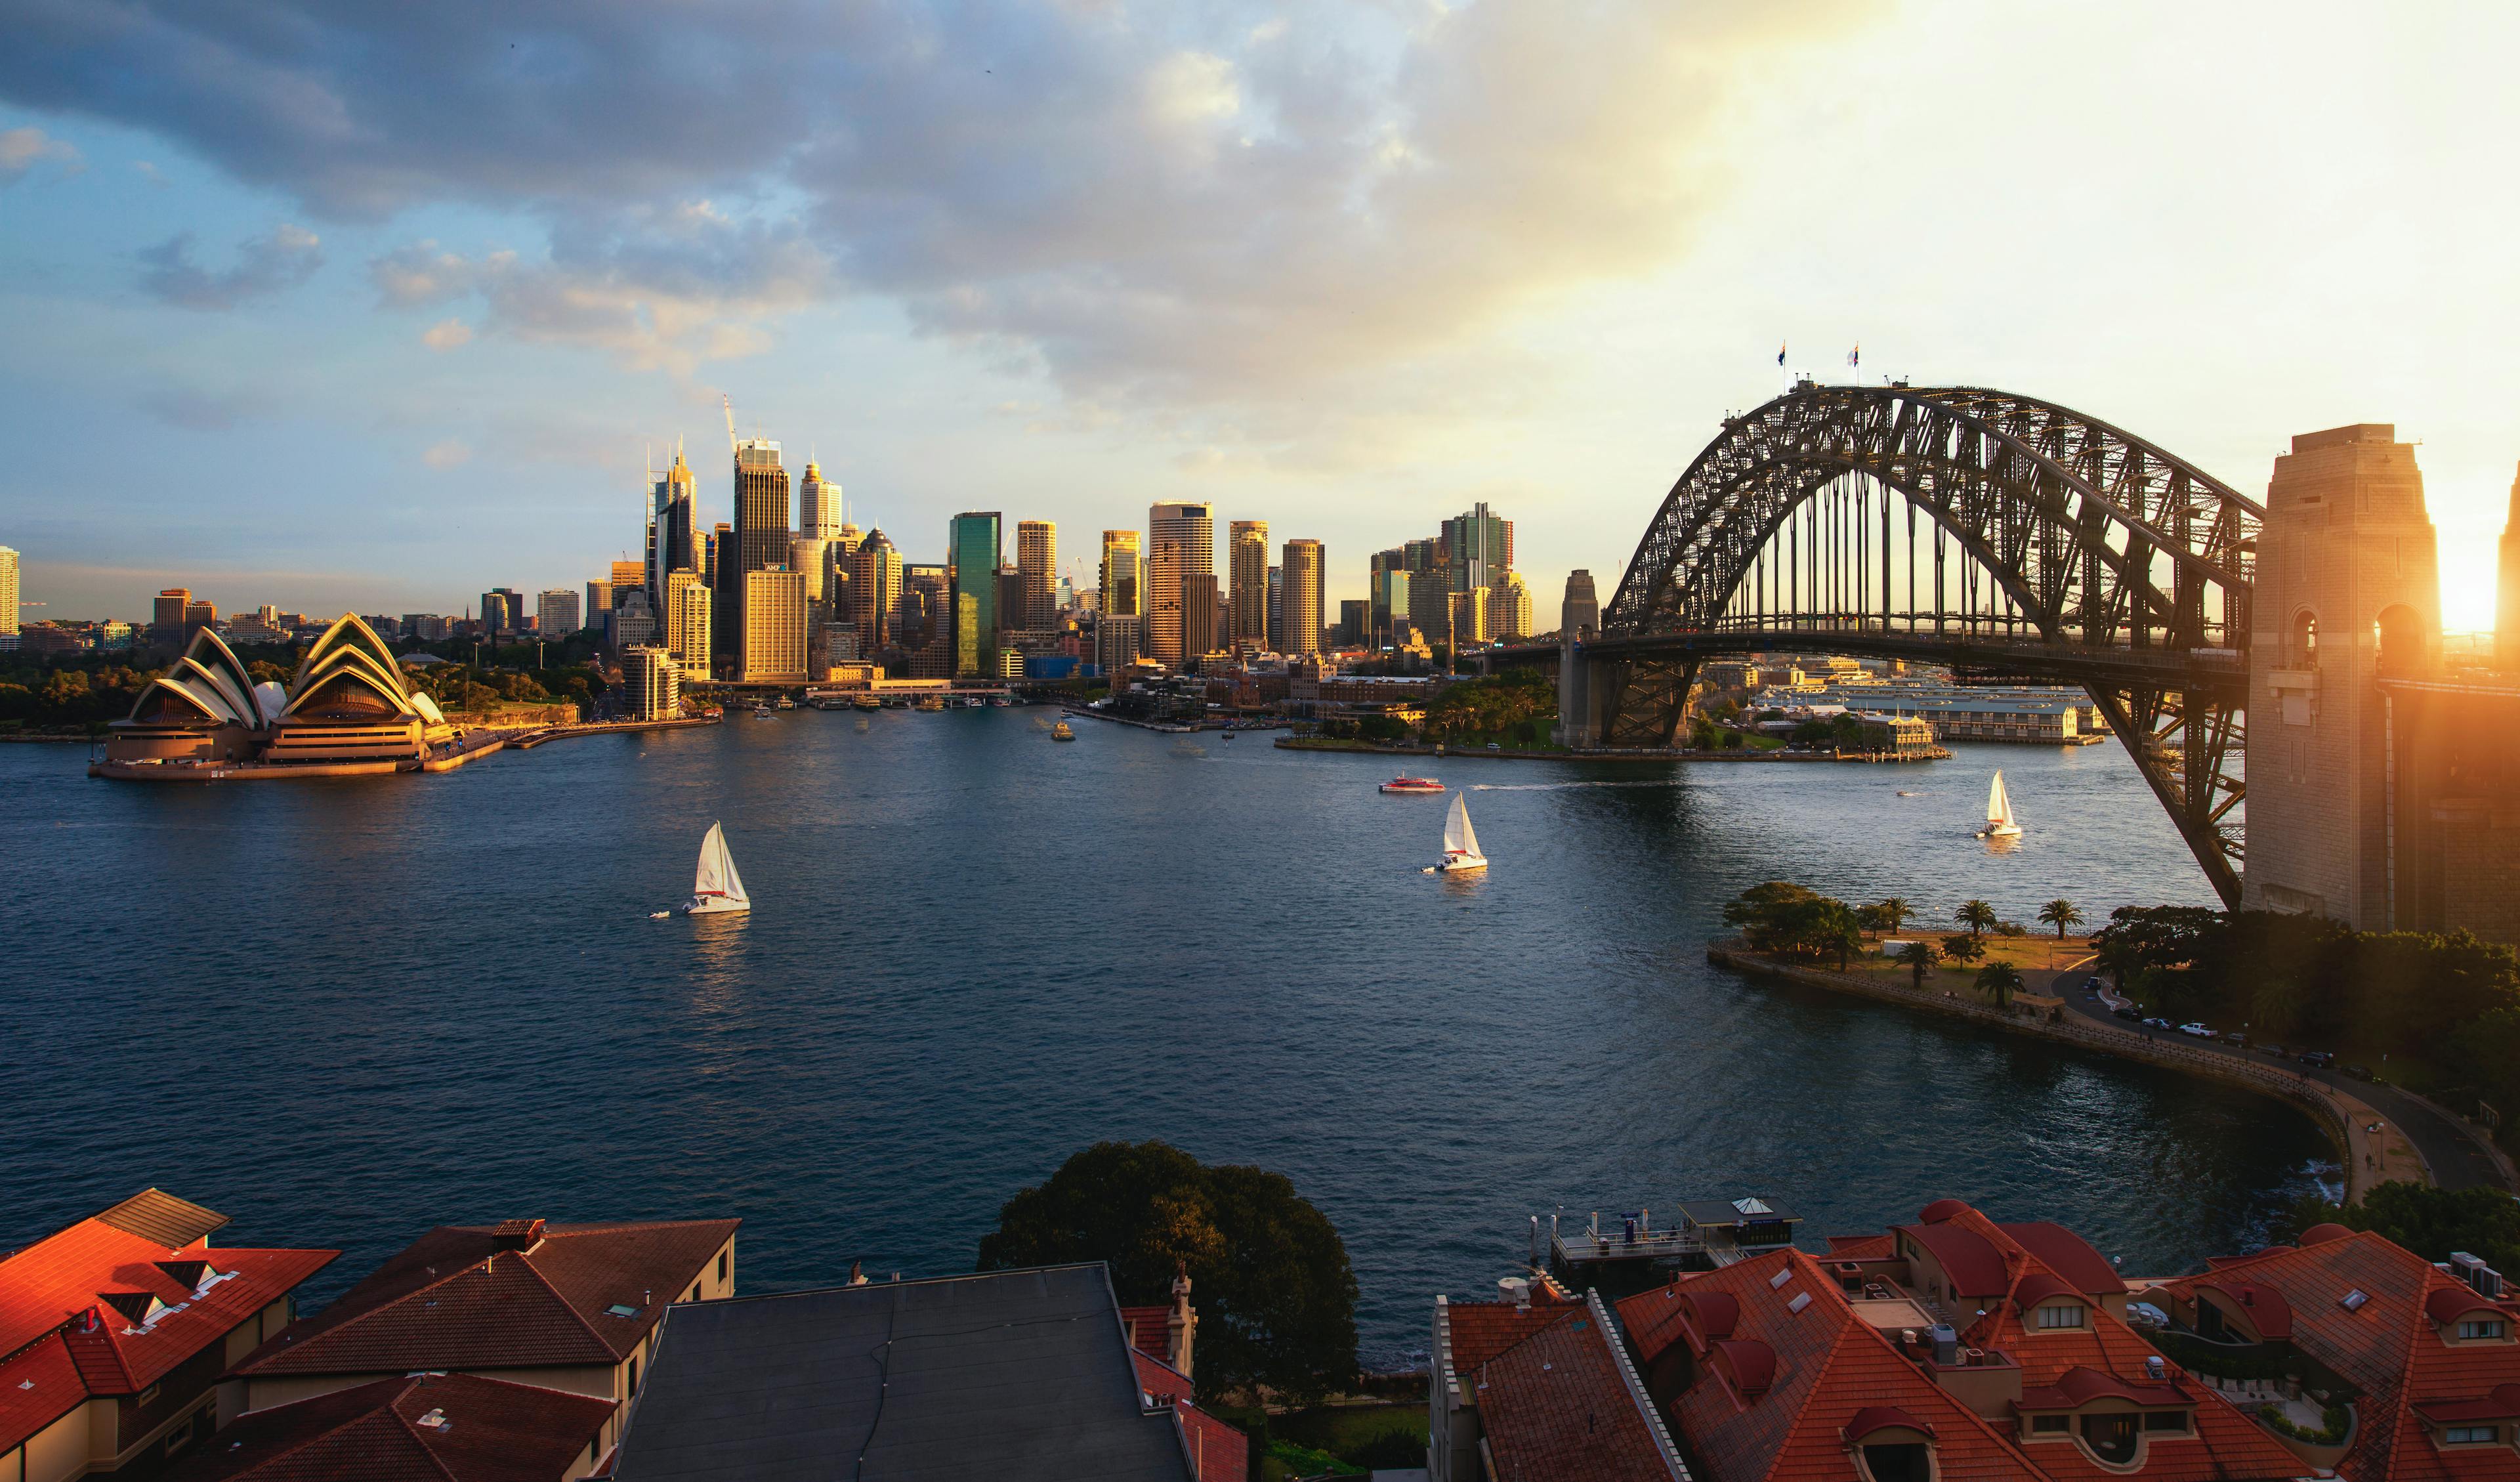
[1494, 383, 2260, 907]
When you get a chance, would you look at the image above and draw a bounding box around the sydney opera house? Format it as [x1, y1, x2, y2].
[102, 614, 454, 771]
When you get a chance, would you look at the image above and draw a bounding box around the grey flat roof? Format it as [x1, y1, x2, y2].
[1677, 1198, 1801, 1229]
[612, 1263, 1192, 1482]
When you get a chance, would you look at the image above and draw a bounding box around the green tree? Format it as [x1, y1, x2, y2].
[1954, 899, 1998, 937]
[1773, 897, 1864, 970]
[1893, 940, 1939, 989]
[1723, 881, 1820, 943]
[1940, 933, 1986, 967]
[976, 1140, 1359, 1402]
[1874, 898, 1915, 935]
[1975, 961, 2025, 1008]
[2037, 899, 2084, 939]
[2288, 1182, 2520, 1275]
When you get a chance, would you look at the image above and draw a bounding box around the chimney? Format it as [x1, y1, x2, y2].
[490, 1218, 545, 1253]
[1168, 1261, 1197, 1380]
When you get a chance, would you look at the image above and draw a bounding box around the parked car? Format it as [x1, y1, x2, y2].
[1486, 742, 1501, 751]
[2084, 976, 2110, 994]
[2259, 1044, 2288, 1058]
[2344, 1064, 2374, 1081]
[2299, 1050, 2336, 1069]
[2222, 1030, 2249, 1046]
[2142, 1017, 2174, 1030]
[2179, 1023, 2215, 1038]
[2112, 1006, 2143, 1022]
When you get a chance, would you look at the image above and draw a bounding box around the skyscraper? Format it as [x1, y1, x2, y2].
[1405, 538, 1452, 649]
[742, 567, 808, 683]
[1017, 521, 1057, 631]
[1228, 520, 1270, 650]
[1099, 530, 1142, 619]
[1368, 547, 1406, 645]
[536, 589, 580, 635]
[731, 438, 788, 660]
[949, 512, 1003, 679]
[481, 588, 525, 633]
[1281, 540, 1325, 658]
[852, 530, 902, 648]
[586, 579, 613, 639]
[664, 569, 709, 667]
[1562, 569, 1600, 639]
[649, 446, 698, 610]
[795, 459, 841, 603]
[1499, 570, 1533, 641]
[610, 560, 646, 601]
[1444, 501, 1513, 600]
[0, 546, 16, 640]
[1146, 503, 1213, 667]
[625, 646, 678, 720]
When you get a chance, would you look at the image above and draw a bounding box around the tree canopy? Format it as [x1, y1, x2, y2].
[2291, 1181, 2520, 1275]
[975, 1140, 1360, 1402]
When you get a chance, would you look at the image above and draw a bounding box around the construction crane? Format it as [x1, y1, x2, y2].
[722, 392, 738, 454]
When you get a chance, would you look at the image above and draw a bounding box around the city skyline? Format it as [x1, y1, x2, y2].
[5, 6, 2520, 627]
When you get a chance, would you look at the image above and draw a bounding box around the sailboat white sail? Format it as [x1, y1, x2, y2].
[1436, 791, 1488, 872]
[683, 821, 752, 914]
[1978, 771, 2023, 839]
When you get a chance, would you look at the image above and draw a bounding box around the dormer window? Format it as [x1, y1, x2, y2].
[2445, 1426, 2500, 1445]
[2029, 1415, 2070, 1435]
[2038, 1303, 2086, 1330]
[2081, 1414, 2139, 1466]
[2458, 1319, 2506, 1341]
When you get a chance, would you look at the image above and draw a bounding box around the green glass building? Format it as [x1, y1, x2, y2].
[950, 511, 1002, 679]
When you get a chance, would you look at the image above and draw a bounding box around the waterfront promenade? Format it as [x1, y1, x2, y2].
[1707, 940, 2515, 1197]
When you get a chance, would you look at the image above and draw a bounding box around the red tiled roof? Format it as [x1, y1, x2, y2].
[1620, 1248, 2040, 1482]
[1998, 1223, 2129, 1298]
[1895, 1218, 2013, 1298]
[1448, 1290, 1581, 1376]
[1843, 1405, 1935, 1441]
[1824, 1235, 1896, 1261]
[166, 1371, 613, 1482]
[1474, 1304, 1677, 1482]
[2189, 1279, 2292, 1340]
[1119, 1305, 1174, 1359]
[1129, 1351, 1247, 1482]
[2154, 1227, 2520, 1482]
[0, 1192, 336, 1452]
[236, 1218, 737, 1378]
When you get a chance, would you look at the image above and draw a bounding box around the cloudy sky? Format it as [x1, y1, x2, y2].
[3, 1, 2515, 629]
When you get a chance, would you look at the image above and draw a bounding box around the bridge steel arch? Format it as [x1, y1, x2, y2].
[1586, 384, 2263, 905]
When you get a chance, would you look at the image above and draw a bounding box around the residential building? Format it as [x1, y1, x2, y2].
[1228, 520, 1270, 650]
[1406, 538, 1452, 650]
[611, 1265, 1238, 1481]
[0, 545, 16, 637]
[609, 561, 645, 618]
[741, 566, 808, 683]
[625, 645, 678, 719]
[232, 1216, 737, 1471]
[174, 1373, 612, 1482]
[1268, 564, 1283, 651]
[1563, 568, 1600, 639]
[791, 459, 839, 603]
[2150, 1220, 2520, 1482]
[949, 513, 1003, 679]
[1147, 503, 1214, 667]
[663, 569, 711, 683]
[1500, 570, 1533, 641]
[153, 588, 215, 646]
[614, 591, 656, 652]
[1099, 613, 1143, 677]
[537, 589, 580, 636]
[1184, 574, 1219, 668]
[586, 580, 614, 639]
[1444, 501, 1514, 598]
[1101, 530, 1143, 619]
[1282, 539, 1325, 658]
[0, 1188, 336, 1482]
[1018, 520, 1058, 630]
[481, 588, 529, 633]
[1448, 587, 1490, 648]
[851, 530, 902, 648]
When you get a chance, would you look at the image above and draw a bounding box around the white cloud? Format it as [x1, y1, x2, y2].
[422, 439, 472, 468]
[136, 222, 324, 309]
[0, 125, 81, 183]
[421, 317, 473, 350]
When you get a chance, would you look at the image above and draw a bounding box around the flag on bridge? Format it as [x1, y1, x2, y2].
[1777, 342, 1786, 367]
[1848, 344, 1860, 369]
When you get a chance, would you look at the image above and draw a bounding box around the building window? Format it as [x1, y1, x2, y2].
[629, 1355, 640, 1398]
[690, 1282, 701, 1302]
[2446, 1426, 2500, 1445]
[2080, 1414, 2139, 1466]
[719, 1249, 729, 1283]
[1860, 1442, 1931, 1482]
[2142, 1411, 2189, 1434]
[138, 1384, 160, 1407]
[2458, 1319, 2506, 1340]
[2038, 1304, 2085, 1329]
[2030, 1416, 2070, 1435]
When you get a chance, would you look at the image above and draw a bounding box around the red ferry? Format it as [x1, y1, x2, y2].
[1379, 775, 1445, 794]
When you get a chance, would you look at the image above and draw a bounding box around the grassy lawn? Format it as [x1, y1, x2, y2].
[1233, 1402, 1427, 1479]
[1840, 933, 2095, 996]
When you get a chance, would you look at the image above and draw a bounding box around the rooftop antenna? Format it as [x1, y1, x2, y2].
[722, 392, 738, 455]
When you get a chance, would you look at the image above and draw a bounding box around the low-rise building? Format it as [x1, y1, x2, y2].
[0, 1189, 336, 1481]
[610, 1264, 1240, 1481]
[167, 1371, 614, 1482]
[231, 1215, 738, 1468]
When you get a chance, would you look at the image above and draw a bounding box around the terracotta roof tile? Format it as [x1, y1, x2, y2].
[1999, 1223, 2130, 1298]
[1824, 1235, 1896, 1261]
[237, 1218, 737, 1378]
[1449, 1292, 1582, 1376]
[167, 1372, 614, 1482]
[0, 1338, 85, 1457]
[1129, 1353, 1247, 1482]
[1475, 1305, 1676, 1482]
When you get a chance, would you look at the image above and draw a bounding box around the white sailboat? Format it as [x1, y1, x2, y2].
[1433, 791, 1489, 873]
[682, 821, 752, 914]
[1977, 771, 2024, 839]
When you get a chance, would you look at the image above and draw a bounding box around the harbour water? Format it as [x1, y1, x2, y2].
[1, 716, 2327, 1364]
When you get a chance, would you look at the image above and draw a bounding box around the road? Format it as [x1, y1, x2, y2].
[2038, 964, 2510, 1193]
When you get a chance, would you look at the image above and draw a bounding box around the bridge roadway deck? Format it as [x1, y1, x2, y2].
[1493, 630, 2248, 696]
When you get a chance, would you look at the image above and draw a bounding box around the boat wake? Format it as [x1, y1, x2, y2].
[1468, 780, 1690, 792]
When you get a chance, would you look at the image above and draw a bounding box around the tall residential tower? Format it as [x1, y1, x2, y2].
[1147, 503, 1213, 667]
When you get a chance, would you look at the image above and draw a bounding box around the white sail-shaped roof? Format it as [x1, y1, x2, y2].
[278, 614, 421, 722]
[123, 629, 266, 730]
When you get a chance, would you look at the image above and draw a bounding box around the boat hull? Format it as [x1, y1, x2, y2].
[1977, 824, 2023, 839]
[684, 896, 750, 915]
[1436, 855, 1488, 872]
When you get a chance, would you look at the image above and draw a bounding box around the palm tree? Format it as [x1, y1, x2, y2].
[1893, 940, 1938, 989]
[1954, 899, 1998, 937]
[2037, 899, 2084, 940]
[1976, 961, 2025, 1009]
[1874, 898, 1914, 935]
